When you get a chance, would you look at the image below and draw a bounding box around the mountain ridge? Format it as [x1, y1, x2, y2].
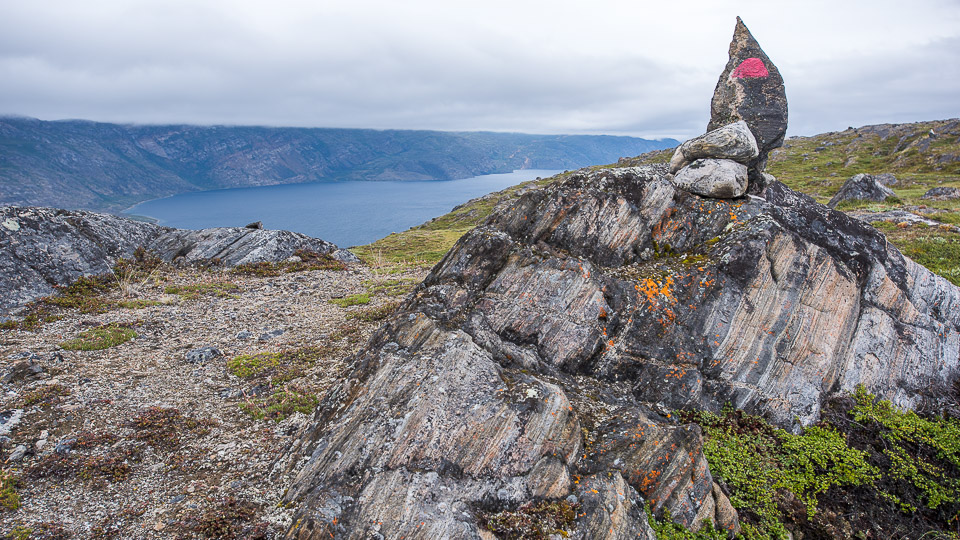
[0, 116, 677, 213]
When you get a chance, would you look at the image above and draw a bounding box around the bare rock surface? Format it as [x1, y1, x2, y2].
[0, 206, 357, 314]
[671, 158, 748, 199]
[827, 173, 897, 208]
[281, 166, 959, 538]
[707, 17, 788, 194]
[922, 186, 960, 200]
[669, 121, 758, 174]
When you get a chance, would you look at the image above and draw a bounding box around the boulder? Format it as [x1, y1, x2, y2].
[280, 166, 960, 538]
[0, 206, 358, 314]
[708, 17, 788, 194]
[672, 159, 748, 199]
[875, 173, 900, 187]
[922, 187, 960, 201]
[827, 173, 897, 208]
[669, 121, 759, 174]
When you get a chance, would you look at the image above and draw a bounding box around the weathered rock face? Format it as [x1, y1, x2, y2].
[827, 173, 897, 208]
[707, 17, 788, 194]
[281, 166, 959, 538]
[0, 206, 357, 314]
[672, 158, 748, 199]
[922, 186, 960, 201]
[669, 121, 758, 174]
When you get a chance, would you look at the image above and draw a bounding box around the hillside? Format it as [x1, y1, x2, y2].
[0, 117, 677, 213]
[356, 118, 960, 288]
[2, 119, 960, 538]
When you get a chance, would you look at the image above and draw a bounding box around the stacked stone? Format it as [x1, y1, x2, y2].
[669, 17, 788, 198]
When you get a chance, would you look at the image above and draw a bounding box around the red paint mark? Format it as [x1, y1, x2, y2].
[732, 57, 768, 79]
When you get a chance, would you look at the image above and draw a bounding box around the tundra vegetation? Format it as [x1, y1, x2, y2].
[1, 119, 959, 538]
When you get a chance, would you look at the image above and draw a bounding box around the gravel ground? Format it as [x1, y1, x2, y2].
[0, 262, 426, 538]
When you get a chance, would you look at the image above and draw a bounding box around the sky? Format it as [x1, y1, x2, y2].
[1, 0, 958, 140]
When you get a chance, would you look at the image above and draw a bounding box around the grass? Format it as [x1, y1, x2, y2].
[350, 172, 570, 267]
[59, 323, 136, 351]
[872, 223, 960, 286]
[328, 293, 370, 307]
[163, 281, 240, 300]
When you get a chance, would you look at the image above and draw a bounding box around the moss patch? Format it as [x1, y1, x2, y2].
[239, 386, 319, 422]
[347, 301, 401, 322]
[328, 293, 370, 307]
[164, 281, 240, 300]
[0, 471, 20, 511]
[59, 323, 136, 351]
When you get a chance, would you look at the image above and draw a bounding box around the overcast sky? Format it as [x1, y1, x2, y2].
[1, 0, 958, 140]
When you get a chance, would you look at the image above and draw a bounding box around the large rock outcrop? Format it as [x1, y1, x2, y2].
[280, 166, 960, 538]
[0, 206, 357, 313]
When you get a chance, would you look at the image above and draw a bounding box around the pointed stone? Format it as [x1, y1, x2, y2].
[708, 17, 788, 194]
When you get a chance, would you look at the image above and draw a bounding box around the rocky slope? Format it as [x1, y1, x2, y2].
[0, 118, 677, 212]
[278, 164, 960, 538]
[0, 206, 357, 314]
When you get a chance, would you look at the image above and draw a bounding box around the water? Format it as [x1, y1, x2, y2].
[123, 170, 562, 248]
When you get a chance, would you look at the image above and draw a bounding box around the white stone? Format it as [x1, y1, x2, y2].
[672, 158, 748, 199]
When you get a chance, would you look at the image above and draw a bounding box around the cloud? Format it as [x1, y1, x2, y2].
[1, 0, 958, 139]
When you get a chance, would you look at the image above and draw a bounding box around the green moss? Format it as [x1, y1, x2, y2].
[164, 281, 240, 299]
[328, 293, 370, 307]
[239, 386, 319, 422]
[0, 471, 20, 511]
[227, 352, 280, 379]
[347, 301, 401, 322]
[59, 323, 136, 351]
[2, 526, 31, 540]
[117, 299, 161, 309]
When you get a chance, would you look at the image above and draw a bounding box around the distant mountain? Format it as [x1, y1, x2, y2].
[0, 117, 678, 212]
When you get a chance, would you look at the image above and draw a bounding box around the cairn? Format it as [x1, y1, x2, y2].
[669, 17, 788, 198]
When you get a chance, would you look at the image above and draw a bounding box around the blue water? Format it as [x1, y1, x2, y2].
[123, 170, 561, 248]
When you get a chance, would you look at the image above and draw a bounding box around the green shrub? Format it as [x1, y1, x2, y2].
[681, 408, 877, 538]
[850, 386, 960, 513]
